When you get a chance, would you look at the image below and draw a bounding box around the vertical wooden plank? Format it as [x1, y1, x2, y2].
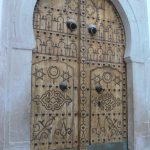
[79, 0, 91, 149]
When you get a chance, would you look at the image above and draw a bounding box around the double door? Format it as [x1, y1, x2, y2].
[31, 0, 127, 150]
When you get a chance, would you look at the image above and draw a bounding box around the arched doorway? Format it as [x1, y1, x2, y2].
[31, 0, 127, 150]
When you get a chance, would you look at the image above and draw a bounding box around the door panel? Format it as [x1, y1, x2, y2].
[80, 0, 125, 63]
[90, 65, 126, 143]
[32, 0, 127, 150]
[79, 0, 127, 148]
[32, 57, 79, 149]
[32, 0, 79, 149]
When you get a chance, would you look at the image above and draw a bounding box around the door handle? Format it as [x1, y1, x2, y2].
[59, 81, 68, 91]
[66, 19, 77, 31]
[95, 83, 103, 93]
[88, 24, 97, 35]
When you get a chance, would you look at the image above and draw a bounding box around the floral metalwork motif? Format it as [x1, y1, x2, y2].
[61, 71, 72, 82]
[33, 90, 72, 111]
[92, 115, 105, 137]
[92, 92, 121, 111]
[92, 116, 123, 139]
[113, 75, 122, 85]
[92, 74, 101, 84]
[55, 120, 72, 138]
[102, 72, 113, 83]
[104, 116, 123, 138]
[47, 66, 60, 79]
[32, 117, 55, 140]
[92, 71, 121, 85]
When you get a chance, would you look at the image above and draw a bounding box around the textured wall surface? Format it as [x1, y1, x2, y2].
[0, 0, 150, 150]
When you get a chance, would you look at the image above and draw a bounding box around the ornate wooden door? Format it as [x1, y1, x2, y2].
[31, 0, 127, 150]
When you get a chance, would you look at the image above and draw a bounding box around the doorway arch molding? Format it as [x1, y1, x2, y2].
[7, 0, 149, 150]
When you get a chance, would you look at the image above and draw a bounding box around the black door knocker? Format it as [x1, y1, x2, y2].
[95, 83, 103, 93]
[88, 24, 97, 35]
[59, 81, 68, 91]
[66, 19, 77, 31]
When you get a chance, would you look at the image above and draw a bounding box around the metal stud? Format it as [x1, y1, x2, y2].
[88, 24, 97, 35]
[66, 19, 77, 31]
[59, 81, 68, 91]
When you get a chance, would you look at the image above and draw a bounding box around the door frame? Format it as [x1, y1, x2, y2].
[1, 0, 149, 150]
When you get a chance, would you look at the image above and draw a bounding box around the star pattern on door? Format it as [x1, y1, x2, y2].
[32, 68, 46, 81]
[61, 71, 72, 82]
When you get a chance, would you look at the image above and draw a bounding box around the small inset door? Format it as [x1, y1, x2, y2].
[31, 0, 127, 150]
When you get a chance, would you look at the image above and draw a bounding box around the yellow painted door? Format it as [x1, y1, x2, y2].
[31, 0, 127, 150]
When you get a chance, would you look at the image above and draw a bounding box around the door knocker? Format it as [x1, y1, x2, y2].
[66, 19, 77, 31]
[59, 81, 68, 91]
[88, 24, 97, 35]
[95, 83, 103, 93]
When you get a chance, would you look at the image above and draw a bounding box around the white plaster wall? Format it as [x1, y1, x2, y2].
[147, 0, 150, 107]
[143, 1, 150, 150]
[0, 0, 150, 150]
[0, 0, 8, 149]
[6, 49, 32, 150]
[0, 0, 4, 147]
[148, 0, 150, 39]
[0, 0, 36, 150]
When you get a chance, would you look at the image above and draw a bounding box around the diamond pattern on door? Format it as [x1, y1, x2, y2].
[31, 0, 127, 150]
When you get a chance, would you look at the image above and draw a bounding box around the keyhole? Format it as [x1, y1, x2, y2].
[98, 101, 101, 107]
